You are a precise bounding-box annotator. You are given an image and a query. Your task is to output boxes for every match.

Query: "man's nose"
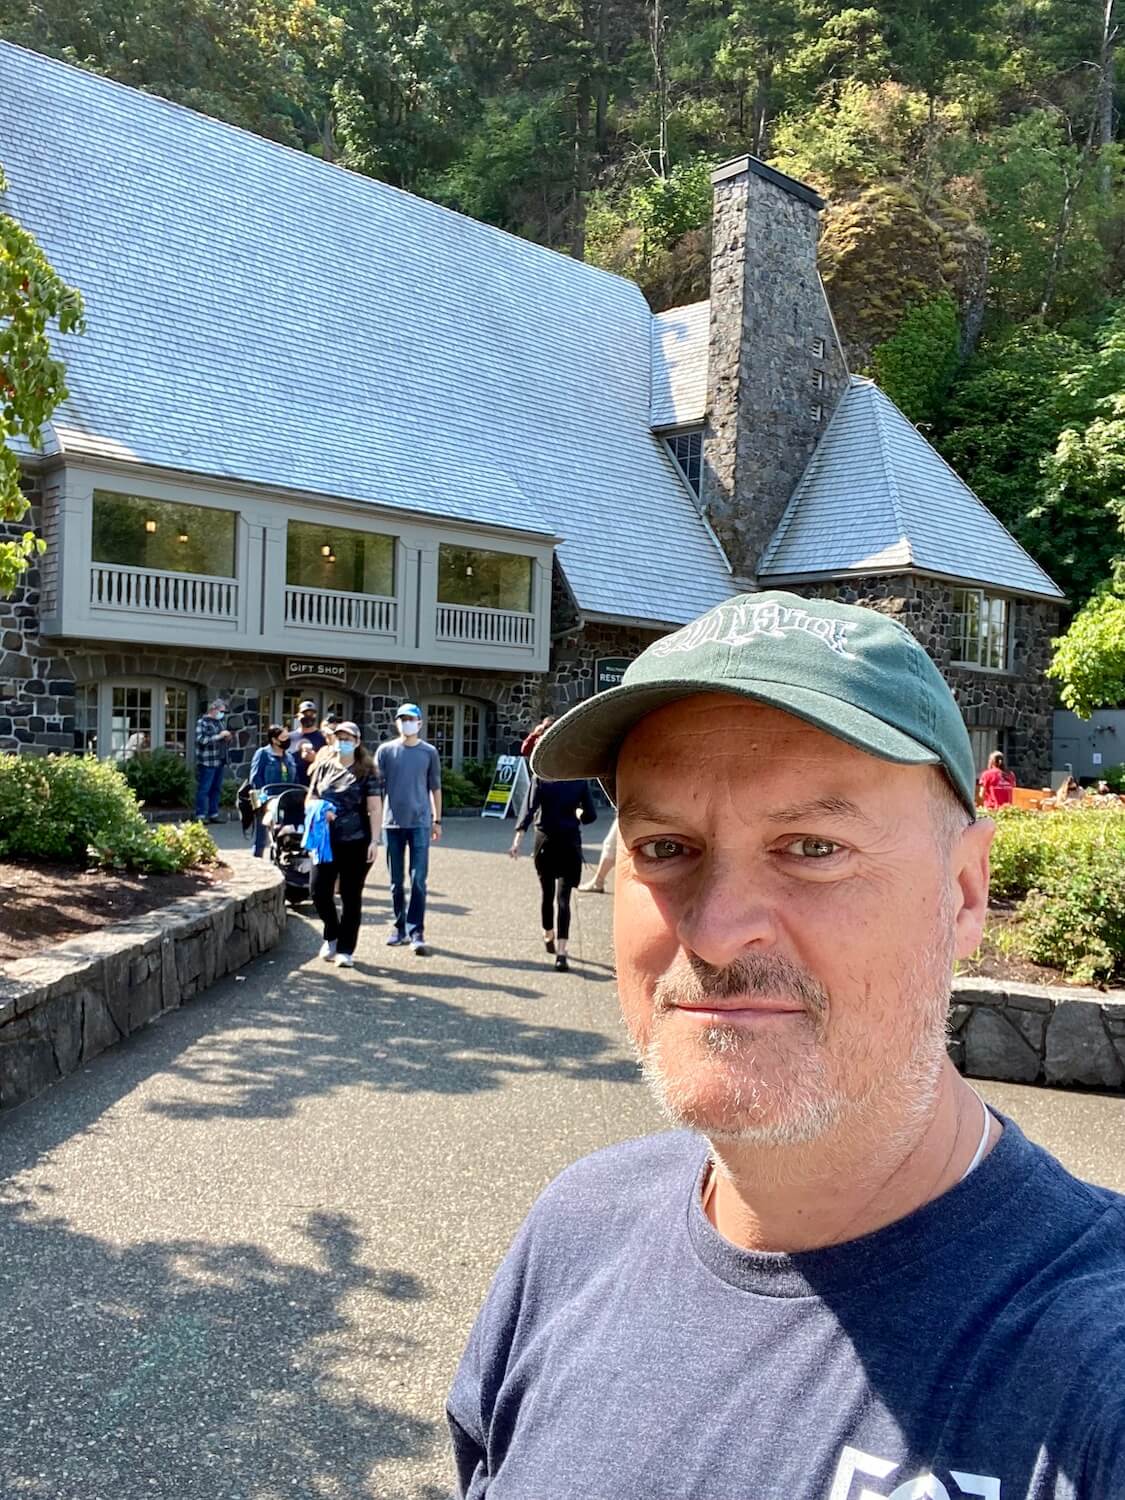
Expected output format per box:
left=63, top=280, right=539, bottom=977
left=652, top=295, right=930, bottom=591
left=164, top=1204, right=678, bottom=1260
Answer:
left=675, top=855, right=778, bottom=969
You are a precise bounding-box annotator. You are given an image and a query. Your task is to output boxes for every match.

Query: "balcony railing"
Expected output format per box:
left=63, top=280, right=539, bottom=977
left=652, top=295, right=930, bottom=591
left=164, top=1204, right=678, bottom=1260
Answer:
left=90, top=564, right=239, bottom=621
left=284, top=586, right=397, bottom=635
left=436, top=602, right=536, bottom=648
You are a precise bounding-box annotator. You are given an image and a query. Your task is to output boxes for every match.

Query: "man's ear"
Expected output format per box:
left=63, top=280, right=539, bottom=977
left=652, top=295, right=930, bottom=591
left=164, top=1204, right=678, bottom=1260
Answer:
left=952, top=817, right=995, bottom=960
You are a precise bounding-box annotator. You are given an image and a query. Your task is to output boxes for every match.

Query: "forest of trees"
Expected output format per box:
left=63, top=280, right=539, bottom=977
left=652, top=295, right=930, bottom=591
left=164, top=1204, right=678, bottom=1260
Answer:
left=2, top=0, right=1125, bottom=706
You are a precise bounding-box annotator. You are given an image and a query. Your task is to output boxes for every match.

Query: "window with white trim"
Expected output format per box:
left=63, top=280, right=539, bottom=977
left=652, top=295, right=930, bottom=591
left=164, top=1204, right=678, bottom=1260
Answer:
left=75, top=684, right=98, bottom=754
left=73, top=681, right=198, bottom=762
left=664, top=429, right=703, bottom=501
left=423, top=698, right=487, bottom=770
left=952, top=589, right=1010, bottom=671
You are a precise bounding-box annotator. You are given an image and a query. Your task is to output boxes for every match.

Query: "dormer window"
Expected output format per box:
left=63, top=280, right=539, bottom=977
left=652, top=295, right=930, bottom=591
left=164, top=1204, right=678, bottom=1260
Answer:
left=665, top=428, right=703, bottom=501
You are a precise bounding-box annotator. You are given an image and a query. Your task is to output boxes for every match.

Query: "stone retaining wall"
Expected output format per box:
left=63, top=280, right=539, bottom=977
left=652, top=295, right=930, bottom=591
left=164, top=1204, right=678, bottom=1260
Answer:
left=0, top=860, right=285, bottom=1112
left=949, top=977, right=1125, bottom=1089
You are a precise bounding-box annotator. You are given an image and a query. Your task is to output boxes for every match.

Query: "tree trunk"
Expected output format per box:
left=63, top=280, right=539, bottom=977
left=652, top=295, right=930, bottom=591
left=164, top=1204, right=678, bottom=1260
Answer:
left=752, top=67, right=772, bottom=157
left=1097, top=0, right=1117, bottom=194
left=572, top=77, right=591, bottom=259
left=1039, top=166, right=1080, bottom=318
left=594, top=0, right=609, bottom=158
left=651, top=0, right=669, bottom=176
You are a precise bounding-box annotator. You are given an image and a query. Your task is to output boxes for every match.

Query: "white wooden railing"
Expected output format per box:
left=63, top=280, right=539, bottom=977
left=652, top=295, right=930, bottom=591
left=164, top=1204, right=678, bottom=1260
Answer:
left=435, top=602, right=536, bottom=648
left=284, top=586, right=397, bottom=635
left=90, top=564, right=239, bottom=621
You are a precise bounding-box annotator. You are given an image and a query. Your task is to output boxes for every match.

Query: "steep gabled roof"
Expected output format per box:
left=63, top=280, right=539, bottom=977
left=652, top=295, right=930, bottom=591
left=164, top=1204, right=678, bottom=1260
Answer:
left=759, top=378, right=1064, bottom=600
left=0, top=42, right=733, bottom=626
left=651, top=301, right=709, bottom=428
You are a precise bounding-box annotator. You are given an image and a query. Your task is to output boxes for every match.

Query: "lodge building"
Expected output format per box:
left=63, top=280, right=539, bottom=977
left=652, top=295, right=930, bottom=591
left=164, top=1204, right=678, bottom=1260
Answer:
left=0, top=43, right=1063, bottom=781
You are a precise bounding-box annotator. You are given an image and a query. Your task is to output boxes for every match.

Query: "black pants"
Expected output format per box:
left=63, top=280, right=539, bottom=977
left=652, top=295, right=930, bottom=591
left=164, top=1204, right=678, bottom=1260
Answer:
left=312, top=838, right=372, bottom=955
left=534, top=835, right=583, bottom=941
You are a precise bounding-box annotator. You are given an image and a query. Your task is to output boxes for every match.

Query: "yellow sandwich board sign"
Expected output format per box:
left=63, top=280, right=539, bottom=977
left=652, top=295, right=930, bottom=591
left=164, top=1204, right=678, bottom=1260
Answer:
left=481, top=754, right=530, bottom=819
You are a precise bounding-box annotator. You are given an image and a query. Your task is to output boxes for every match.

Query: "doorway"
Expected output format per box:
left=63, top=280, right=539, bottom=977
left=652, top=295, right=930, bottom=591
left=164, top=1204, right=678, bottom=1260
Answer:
left=279, top=687, right=353, bottom=729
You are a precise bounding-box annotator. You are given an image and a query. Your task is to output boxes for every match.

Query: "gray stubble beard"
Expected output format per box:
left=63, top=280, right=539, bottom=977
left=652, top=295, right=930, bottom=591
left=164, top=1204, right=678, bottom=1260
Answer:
left=634, top=915, right=954, bottom=1152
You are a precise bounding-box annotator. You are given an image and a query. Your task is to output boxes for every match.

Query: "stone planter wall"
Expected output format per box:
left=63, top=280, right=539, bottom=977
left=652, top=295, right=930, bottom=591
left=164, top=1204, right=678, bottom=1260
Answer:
left=949, top=977, right=1125, bottom=1090
left=0, top=860, right=285, bottom=1112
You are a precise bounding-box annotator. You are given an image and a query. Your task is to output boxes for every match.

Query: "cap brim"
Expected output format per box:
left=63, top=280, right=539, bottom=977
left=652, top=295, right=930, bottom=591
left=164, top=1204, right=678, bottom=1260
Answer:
left=531, top=679, right=940, bottom=785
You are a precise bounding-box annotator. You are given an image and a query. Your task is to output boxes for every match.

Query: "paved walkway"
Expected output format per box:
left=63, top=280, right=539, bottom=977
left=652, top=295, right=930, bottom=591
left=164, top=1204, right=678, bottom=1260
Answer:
left=2, top=817, right=1124, bottom=1499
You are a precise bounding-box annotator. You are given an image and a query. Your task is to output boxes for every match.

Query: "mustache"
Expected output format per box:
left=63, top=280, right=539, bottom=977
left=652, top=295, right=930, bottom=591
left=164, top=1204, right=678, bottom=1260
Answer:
left=651, top=953, right=829, bottom=1026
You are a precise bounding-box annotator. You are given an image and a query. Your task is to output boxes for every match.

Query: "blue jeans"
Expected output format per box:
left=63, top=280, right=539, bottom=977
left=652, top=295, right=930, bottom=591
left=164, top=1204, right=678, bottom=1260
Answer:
left=252, top=811, right=270, bottom=857
left=385, top=826, right=430, bottom=938
left=195, top=763, right=225, bottom=820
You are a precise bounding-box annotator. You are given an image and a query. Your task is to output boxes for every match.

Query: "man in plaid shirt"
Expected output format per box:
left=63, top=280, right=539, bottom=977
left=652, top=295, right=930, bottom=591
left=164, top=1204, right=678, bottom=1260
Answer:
left=194, top=698, right=233, bottom=822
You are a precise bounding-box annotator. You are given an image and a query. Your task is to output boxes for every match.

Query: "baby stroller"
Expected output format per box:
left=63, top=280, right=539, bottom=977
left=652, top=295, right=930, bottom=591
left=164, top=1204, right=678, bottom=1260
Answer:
left=260, top=783, right=311, bottom=906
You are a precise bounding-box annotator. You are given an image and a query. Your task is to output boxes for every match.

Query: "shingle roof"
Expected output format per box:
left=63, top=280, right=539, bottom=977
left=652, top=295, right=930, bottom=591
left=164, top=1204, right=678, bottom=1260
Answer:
left=759, top=378, right=1064, bottom=600
left=651, top=301, right=709, bottom=428
left=0, top=42, right=733, bottom=626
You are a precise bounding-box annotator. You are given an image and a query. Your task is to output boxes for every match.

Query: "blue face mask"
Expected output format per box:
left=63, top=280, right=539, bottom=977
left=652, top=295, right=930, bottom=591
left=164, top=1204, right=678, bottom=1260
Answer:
left=336, top=741, right=356, bottom=760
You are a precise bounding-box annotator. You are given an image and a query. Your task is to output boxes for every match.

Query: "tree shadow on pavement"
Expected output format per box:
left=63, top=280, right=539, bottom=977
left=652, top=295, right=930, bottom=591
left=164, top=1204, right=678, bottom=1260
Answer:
left=0, top=1194, right=438, bottom=1497
left=144, top=973, right=639, bottom=1122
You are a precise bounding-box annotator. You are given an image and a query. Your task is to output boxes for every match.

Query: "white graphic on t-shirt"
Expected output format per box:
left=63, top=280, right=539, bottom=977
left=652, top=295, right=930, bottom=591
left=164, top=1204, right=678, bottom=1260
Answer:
left=650, top=600, right=857, bottom=660
left=828, top=1446, right=1001, bottom=1500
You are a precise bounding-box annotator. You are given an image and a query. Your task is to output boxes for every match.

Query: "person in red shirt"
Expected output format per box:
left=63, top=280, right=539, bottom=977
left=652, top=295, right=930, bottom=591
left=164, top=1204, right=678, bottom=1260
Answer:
left=520, top=716, right=555, bottom=758
left=978, top=750, right=1016, bottom=809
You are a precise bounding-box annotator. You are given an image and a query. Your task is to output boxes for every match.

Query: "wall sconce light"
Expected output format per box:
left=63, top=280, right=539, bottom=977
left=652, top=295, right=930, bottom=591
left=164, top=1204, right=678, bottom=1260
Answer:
left=145, top=519, right=157, bottom=533
left=177, top=533, right=189, bottom=544
left=321, top=544, right=332, bottom=558
left=466, top=565, right=474, bottom=577
left=326, top=551, right=336, bottom=564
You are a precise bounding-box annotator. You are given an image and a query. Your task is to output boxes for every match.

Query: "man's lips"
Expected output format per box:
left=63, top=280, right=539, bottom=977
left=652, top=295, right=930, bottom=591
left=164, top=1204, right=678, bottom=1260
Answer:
left=670, top=999, right=806, bottom=1018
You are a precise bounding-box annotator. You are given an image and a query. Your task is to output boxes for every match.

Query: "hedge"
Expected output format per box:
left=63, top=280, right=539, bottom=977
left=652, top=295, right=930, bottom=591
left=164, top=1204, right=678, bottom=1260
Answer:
left=0, top=754, right=217, bottom=873
left=989, top=805, right=1125, bottom=985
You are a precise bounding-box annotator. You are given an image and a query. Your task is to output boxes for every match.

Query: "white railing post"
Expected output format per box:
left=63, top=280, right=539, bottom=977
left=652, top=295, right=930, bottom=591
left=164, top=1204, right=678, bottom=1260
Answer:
left=89, top=564, right=239, bottom=622
left=434, top=602, right=535, bottom=648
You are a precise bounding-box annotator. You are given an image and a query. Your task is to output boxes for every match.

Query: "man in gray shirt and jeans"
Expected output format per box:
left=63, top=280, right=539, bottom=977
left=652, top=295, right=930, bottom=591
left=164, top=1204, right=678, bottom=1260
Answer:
left=376, top=703, right=442, bottom=955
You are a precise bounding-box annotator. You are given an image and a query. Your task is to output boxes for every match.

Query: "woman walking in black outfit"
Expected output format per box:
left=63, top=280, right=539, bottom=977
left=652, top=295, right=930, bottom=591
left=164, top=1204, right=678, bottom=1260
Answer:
left=509, top=776, right=596, bottom=971
left=307, top=721, right=381, bottom=968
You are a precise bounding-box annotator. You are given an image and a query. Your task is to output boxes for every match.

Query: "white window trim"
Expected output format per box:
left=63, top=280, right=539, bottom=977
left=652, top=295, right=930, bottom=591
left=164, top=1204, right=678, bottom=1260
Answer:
left=83, top=678, right=198, bottom=761
left=663, top=428, right=704, bottom=503
left=422, top=696, right=485, bottom=771
left=951, top=589, right=1012, bottom=674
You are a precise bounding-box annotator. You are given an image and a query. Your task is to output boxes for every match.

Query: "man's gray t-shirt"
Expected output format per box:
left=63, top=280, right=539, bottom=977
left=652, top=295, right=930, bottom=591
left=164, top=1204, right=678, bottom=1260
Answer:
left=375, top=739, right=441, bottom=829
left=447, top=1118, right=1125, bottom=1498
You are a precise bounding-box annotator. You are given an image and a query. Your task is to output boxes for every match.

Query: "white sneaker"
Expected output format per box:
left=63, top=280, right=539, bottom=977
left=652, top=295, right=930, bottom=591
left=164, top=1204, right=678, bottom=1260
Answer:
left=319, top=940, right=337, bottom=961
left=577, top=881, right=604, bottom=893
left=335, top=952, right=355, bottom=968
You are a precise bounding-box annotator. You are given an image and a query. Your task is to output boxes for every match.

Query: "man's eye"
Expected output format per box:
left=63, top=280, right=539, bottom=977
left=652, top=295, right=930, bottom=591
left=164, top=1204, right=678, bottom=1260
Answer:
left=783, top=836, right=842, bottom=859
left=636, top=838, right=690, bottom=862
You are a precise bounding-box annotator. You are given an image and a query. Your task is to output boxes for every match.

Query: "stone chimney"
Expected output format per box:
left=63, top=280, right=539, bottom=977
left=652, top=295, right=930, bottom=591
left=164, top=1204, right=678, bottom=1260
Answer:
left=702, top=156, right=849, bottom=580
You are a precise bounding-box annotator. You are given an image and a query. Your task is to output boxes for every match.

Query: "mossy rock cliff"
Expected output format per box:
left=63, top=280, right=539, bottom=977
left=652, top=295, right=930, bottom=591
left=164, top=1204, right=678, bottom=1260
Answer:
left=819, top=182, right=989, bottom=371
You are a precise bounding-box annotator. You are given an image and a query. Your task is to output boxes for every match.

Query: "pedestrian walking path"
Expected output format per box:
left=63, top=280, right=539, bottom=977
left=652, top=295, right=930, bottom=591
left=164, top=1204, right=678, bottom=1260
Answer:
left=1, top=818, right=1123, bottom=1498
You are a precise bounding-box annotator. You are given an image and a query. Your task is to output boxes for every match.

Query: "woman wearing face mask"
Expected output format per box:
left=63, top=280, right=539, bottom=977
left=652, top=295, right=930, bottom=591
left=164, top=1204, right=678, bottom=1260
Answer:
left=248, top=724, right=297, bottom=857
left=307, top=722, right=382, bottom=967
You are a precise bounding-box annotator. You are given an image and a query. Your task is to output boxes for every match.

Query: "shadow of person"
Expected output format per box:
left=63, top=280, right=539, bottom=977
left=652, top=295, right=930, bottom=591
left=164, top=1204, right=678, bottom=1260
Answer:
left=0, top=1197, right=435, bottom=1495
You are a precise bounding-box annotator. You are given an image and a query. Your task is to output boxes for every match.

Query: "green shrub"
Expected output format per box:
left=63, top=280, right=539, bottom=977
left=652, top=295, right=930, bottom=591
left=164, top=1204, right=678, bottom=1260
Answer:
left=1015, top=847, right=1125, bottom=985
left=990, top=805, right=1125, bottom=982
left=440, top=769, right=480, bottom=809
left=460, top=757, right=497, bottom=800
left=0, top=753, right=149, bottom=862
left=0, top=753, right=217, bottom=873
left=1104, top=763, right=1125, bottom=793
left=149, top=820, right=218, bottom=871
left=122, top=750, right=194, bottom=807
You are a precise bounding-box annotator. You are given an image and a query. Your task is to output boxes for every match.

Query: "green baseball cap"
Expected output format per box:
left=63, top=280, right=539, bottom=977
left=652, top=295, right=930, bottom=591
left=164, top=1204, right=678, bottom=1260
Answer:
left=531, top=590, right=976, bottom=814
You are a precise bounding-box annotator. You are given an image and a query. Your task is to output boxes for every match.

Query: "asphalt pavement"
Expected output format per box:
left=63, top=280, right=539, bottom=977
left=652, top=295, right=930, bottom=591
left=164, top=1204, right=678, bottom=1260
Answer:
left=1, top=815, right=1124, bottom=1499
